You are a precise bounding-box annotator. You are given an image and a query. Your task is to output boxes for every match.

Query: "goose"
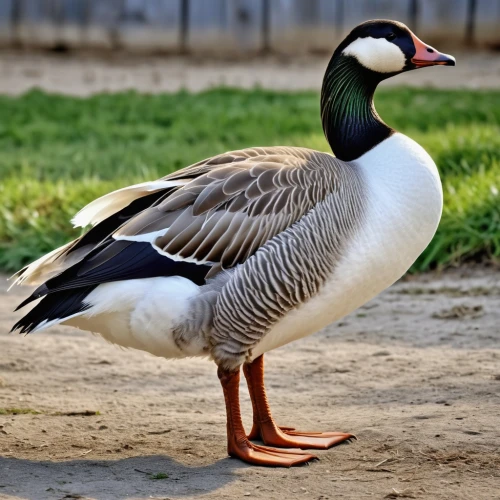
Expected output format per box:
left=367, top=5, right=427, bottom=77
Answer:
left=11, top=20, right=455, bottom=467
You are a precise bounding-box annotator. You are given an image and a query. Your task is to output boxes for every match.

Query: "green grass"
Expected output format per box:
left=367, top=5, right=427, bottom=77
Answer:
left=0, top=407, right=40, bottom=415
left=148, top=473, right=169, bottom=480
left=0, top=87, right=499, bottom=272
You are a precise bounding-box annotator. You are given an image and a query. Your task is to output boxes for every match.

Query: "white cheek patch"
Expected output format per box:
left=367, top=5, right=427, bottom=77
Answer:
left=343, top=37, right=406, bottom=73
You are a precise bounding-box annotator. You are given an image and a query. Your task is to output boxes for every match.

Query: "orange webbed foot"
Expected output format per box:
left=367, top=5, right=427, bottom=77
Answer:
left=228, top=436, right=317, bottom=467
left=271, top=426, right=355, bottom=449
left=249, top=422, right=354, bottom=450
left=244, top=355, right=355, bottom=450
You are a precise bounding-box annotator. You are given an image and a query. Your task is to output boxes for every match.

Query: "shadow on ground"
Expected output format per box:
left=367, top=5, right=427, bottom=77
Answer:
left=0, top=454, right=241, bottom=499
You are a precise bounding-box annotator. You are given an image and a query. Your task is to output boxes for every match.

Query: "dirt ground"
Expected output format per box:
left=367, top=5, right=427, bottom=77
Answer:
left=0, top=50, right=499, bottom=96
left=0, top=267, right=499, bottom=500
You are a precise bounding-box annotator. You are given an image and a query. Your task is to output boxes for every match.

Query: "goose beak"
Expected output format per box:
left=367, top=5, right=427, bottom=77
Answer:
left=410, top=33, right=456, bottom=68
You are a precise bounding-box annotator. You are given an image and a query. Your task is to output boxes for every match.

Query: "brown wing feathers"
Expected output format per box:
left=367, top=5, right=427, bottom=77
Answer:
left=14, top=147, right=339, bottom=290
left=114, top=148, right=337, bottom=271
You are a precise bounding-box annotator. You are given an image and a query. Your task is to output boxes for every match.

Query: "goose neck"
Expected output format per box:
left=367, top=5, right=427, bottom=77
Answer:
left=321, top=55, right=393, bottom=162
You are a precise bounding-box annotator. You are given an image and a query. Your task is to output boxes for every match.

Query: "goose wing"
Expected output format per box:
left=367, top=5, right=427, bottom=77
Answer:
left=113, top=146, right=340, bottom=273
left=13, top=146, right=341, bottom=299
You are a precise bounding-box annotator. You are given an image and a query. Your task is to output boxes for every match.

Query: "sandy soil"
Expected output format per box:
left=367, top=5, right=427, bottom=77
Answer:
left=0, top=267, right=499, bottom=500
left=0, top=50, right=499, bottom=96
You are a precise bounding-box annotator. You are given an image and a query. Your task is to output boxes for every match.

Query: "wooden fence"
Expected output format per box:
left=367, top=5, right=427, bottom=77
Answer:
left=0, top=0, right=499, bottom=54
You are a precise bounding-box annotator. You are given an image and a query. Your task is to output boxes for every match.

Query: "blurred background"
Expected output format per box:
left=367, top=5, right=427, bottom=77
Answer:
left=0, top=0, right=498, bottom=273
left=0, top=0, right=499, bottom=54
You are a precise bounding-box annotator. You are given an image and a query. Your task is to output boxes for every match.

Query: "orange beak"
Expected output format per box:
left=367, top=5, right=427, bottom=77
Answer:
left=410, top=33, right=456, bottom=68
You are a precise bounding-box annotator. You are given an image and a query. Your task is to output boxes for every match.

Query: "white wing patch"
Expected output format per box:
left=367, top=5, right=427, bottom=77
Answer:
left=113, top=228, right=170, bottom=244
left=72, top=180, right=188, bottom=228
left=112, top=228, right=212, bottom=265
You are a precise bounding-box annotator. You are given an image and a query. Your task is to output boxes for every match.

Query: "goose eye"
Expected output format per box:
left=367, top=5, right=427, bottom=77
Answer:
left=385, top=33, right=396, bottom=41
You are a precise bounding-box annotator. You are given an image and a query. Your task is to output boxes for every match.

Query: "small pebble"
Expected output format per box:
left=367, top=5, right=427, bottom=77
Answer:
left=372, top=350, right=391, bottom=357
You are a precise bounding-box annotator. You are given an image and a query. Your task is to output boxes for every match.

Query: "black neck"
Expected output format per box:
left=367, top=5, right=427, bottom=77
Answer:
left=321, top=54, right=393, bottom=161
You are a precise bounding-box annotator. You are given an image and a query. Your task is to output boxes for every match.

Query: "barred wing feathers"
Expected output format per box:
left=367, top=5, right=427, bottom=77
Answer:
left=12, top=147, right=341, bottom=295
left=114, top=147, right=341, bottom=273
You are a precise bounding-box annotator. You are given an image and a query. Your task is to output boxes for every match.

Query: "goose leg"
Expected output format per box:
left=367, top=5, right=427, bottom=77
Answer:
left=243, top=355, right=354, bottom=450
left=217, top=365, right=316, bottom=466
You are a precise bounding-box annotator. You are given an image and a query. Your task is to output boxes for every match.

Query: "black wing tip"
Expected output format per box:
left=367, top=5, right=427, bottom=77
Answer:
left=11, top=286, right=95, bottom=336
left=14, top=284, right=50, bottom=312
left=14, top=296, right=36, bottom=312
left=10, top=317, right=36, bottom=334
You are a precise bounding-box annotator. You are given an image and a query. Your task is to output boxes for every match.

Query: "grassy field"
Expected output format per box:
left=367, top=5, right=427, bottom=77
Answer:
left=0, top=87, right=499, bottom=273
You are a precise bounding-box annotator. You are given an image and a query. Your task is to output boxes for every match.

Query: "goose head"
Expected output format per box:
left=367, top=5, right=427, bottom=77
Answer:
left=321, top=20, right=455, bottom=162
left=337, top=19, right=455, bottom=77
